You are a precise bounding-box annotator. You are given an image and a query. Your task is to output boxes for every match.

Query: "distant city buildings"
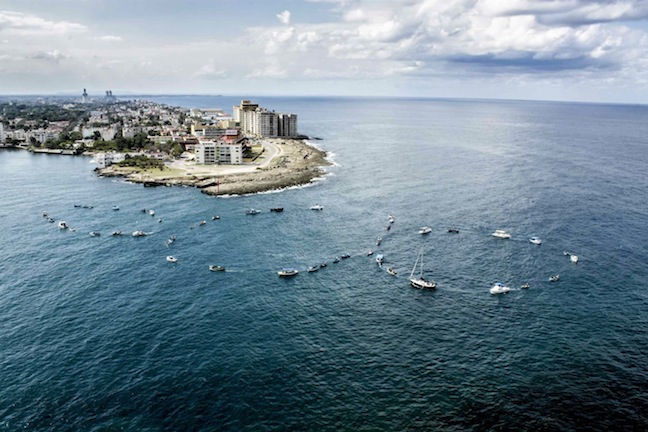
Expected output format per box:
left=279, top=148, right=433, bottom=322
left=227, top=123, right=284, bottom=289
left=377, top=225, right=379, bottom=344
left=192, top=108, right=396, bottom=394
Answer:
left=233, top=100, right=298, bottom=138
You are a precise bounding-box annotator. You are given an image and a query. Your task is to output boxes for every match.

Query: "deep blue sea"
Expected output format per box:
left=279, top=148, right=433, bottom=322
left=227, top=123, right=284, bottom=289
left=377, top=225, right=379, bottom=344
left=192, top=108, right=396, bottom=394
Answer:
left=1, top=96, right=648, bottom=431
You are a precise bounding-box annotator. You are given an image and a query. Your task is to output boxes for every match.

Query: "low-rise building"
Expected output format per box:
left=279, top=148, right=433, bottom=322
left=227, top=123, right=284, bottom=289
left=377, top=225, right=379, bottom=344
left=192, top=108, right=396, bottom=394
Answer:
left=194, top=134, right=244, bottom=165
left=95, top=151, right=126, bottom=168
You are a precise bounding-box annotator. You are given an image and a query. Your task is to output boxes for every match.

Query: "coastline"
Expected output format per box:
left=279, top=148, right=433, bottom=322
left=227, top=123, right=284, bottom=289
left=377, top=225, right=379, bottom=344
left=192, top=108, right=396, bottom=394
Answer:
left=96, top=138, right=332, bottom=196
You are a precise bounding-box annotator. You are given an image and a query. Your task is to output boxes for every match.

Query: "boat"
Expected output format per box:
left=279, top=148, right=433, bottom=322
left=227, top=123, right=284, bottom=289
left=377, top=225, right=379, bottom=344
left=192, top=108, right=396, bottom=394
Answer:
left=209, top=265, right=225, bottom=272
left=111, top=230, right=123, bottom=236
left=89, top=231, right=101, bottom=237
left=549, top=274, right=560, bottom=282
left=141, top=208, right=147, bottom=213
left=386, top=267, right=397, bottom=276
left=307, top=265, right=319, bottom=273
left=270, top=207, right=284, bottom=212
left=212, top=215, right=220, bottom=220
left=42, top=211, right=48, bottom=218
left=385, top=225, right=391, bottom=231
left=310, top=204, right=324, bottom=211
left=333, top=257, right=340, bottom=263
left=409, top=247, right=436, bottom=289
left=418, top=226, right=432, bottom=235
left=132, top=230, right=147, bottom=237
left=375, top=254, right=384, bottom=265
left=529, top=236, right=542, bottom=245
left=166, top=255, right=177, bottom=263
left=570, top=255, right=579, bottom=264
left=376, top=237, right=383, bottom=245
left=563, top=251, right=571, bottom=256
left=199, top=220, right=206, bottom=226
left=158, top=218, right=163, bottom=223
left=492, top=229, right=511, bottom=239
left=490, top=282, right=511, bottom=295
left=57, top=221, right=68, bottom=229
left=341, top=253, right=351, bottom=259
left=149, top=209, right=155, bottom=216
left=387, top=214, right=395, bottom=223
left=277, top=268, right=299, bottom=277
left=246, top=209, right=261, bottom=215
left=112, top=206, right=120, bottom=211
left=521, top=283, right=530, bottom=289
left=448, top=228, right=460, bottom=234
left=320, top=262, right=328, bottom=268
left=367, top=250, right=374, bottom=256
left=47, top=217, right=55, bottom=223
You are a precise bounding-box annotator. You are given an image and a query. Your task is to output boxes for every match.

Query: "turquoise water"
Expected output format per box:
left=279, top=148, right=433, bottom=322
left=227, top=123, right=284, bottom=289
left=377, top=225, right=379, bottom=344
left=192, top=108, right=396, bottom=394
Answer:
left=1, top=97, right=647, bottom=431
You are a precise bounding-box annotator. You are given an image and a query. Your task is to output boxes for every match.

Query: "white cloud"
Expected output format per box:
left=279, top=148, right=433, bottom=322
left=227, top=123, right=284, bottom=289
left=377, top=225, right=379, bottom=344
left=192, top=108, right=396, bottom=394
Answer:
left=277, top=10, right=291, bottom=25
left=194, top=62, right=227, bottom=79
left=0, top=11, right=86, bottom=35
left=28, top=49, right=69, bottom=62
left=97, top=35, right=123, bottom=42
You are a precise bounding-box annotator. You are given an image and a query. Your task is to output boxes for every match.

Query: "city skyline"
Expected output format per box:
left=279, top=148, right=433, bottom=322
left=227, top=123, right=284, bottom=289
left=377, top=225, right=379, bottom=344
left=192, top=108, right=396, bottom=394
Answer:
left=2, top=0, right=648, bottom=104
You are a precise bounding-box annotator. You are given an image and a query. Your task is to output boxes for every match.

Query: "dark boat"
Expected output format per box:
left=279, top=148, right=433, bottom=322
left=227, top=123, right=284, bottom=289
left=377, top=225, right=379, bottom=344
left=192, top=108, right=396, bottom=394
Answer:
left=448, top=228, right=460, bottom=233
left=270, top=207, right=284, bottom=212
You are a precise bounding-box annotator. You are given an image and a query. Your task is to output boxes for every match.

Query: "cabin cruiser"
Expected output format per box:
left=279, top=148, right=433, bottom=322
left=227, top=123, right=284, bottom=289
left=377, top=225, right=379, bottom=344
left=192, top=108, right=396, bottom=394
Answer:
left=492, top=229, right=511, bottom=239
left=57, top=221, right=68, bottom=229
left=209, top=265, right=225, bottom=272
left=375, top=254, right=384, bottom=265
left=277, top=268, right=299, bottom=277
left=111, top=230, right=123, bottom=236
left=341, top=253, right=351, bottom=259
left=386, top=267, right=397, bottom=276
left=166, top=256, right=178, bottom=263
left=246, top=209, right=261, bottom=215
left=333, top=257, right=341, bottom=263
left=570, top=255, right=579, bottom=264
left=307, top=266, right=319, bottom=272
left=521, top=283, right=530, bottom=289
left=549, top=274, right=560, bottom=282
left=490, top=282, right=511, bottom=295
left=112, top=206, right=120, bottom=211
left=199, top=220, right=206, bottom=226
left=529, top=237, right=542, bottom=245
left=132, top=230, right=147, bottom=237
left=418, top=226, right=432, bottom=235
left=320, top=262, right=328, bottom=268
left=310, top=204, right=324, bottom=211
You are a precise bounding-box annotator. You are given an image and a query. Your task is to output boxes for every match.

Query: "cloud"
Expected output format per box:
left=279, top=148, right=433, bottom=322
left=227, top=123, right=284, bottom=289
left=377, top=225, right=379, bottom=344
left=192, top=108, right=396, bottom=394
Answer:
left=277, top=10, right=291, bottom=25
left=247, top=65, right=287, bottom=78
left=194, top=62, right=227, bottom=79
left=97, top=35, right=123, bottom=42
left=28, top=49, right=69, bottom=63
left=0, top=11, right=86, bottom=35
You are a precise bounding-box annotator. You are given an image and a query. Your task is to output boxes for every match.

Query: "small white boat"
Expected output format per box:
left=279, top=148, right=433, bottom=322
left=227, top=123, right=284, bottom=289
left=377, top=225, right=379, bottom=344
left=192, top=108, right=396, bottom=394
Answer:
left=549, top=274, right=560, bottom=282
left=149, top=209, right=155, bottom=216
left=529, top=236, right=542, bottom=245
left=310, top=204, right=324, bottom=211
left=521, top=283, right=530, bottom=289
left=112, top=206, right=120, bottom=211
left=320, top=262, right=328, bottom=268
left=307, top=265, right=319, bottom=273
left=199, top=220, right=207, bottom=226
left=388, top=214, right=395, bottom=223
left=212, top=215, right=220, bottom=220
left=341, top=253, right=351, bottom=259
left=409, top=247, right=436, bottom=289
left=246, top=209, right=261, bottom=215
left=490, top=282, right=511, bottom=295
left=166, top=255, right=177, bottom=263
left=278, top=268, right=299, bottom=277
left=89, top=231, right=101, bottom=237
left=333, top=257, right=341, bottom=263
left=375, top=254, right=384, bottom=265
left=376, top=237, right=383, bottom=245
left=367, top=250, right=374, bottom=256
left=132, top=230, right=147, bottom=237
left=492, top=229, right=511, bottom=239
left=209, top=265, right=225, bottom=272
left=570, top=255, right=579, bottom=263
left=386, top=267, right=397, bottom=276
left=111, top=230, right=123, bottom=236
left=57, top=221, right=68, bottom=229
left=418, top=226, right=432, bottom=235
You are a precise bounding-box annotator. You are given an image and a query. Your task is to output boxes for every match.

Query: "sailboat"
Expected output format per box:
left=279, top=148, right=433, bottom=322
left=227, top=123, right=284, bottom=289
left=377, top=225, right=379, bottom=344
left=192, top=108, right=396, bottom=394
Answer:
left=409, top=247, right=436, bottom=289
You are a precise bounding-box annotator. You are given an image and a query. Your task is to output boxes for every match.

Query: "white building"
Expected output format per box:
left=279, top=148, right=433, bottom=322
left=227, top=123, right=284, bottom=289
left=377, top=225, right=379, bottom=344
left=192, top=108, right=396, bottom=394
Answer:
left=194, top=138, right=243, bottom=165
left=95, top=151, right=126, bottom=169
left=233, top=100, right=298, bottom=138
left=83, top=127, right=117, bottom=141
left=0, top=123, right=4, bottom=143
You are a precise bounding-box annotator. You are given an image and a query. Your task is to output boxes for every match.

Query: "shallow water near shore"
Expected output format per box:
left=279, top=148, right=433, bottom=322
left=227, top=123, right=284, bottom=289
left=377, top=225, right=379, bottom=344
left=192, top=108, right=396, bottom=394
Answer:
left=1, top=96, right=648, bottom=431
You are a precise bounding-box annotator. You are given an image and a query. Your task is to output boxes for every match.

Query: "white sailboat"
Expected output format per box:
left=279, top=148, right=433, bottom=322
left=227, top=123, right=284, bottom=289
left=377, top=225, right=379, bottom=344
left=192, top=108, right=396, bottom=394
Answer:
left=409, top=247, right=436, bottom=289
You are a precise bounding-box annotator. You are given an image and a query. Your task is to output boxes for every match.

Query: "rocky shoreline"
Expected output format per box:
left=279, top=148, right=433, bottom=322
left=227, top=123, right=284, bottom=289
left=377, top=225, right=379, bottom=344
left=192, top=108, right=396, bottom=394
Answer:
left=97, top=139, right=332, bottom=196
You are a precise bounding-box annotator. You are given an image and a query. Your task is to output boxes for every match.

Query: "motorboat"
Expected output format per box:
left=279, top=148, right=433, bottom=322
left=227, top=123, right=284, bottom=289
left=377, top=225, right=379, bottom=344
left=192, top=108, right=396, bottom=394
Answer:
left=387, top=214, right=395, bottom=223
left=521, top=283, right=530, bottom=289
left=529, top=236, right=542, bottom=245
left=385, top=225, right=391, bottom=231
left=212, top=215, right=220, bottom=220
left=549, top=274, right=560, bottom=282
left=209, top=265, right=225, bottom=272
left=307, top=266, right=319, bottom=273
left=375, top=254, right=384, bottom=265
left=42, top=211, right=48, bottom=218
left=333, top=257, right=340, bottom=263
left=320, top=262, right=328, bottom=268
left=111, top=230, right=123, bottom=236
left=246, top=209, right=261, bottom=215
left=376, top=237, right=383, bottom=245
left=57, top=221, right=68, bottom=229
left=166, top=255, right=178, bottom=263
left=132, top=230, right=147, bottom=237
left=448, top=228, right=460, bottom=234
left=341, top=253, right=351, bottom=259
left=418, top=226, right=432, bottom=235
left=158, top=218, right=163, bottom=223
left=310, top=204, right=324, bottom=211
left=490, top=282, right=511, bottom=295
left=386, top=267, right=397, bottom=276
left=492, top=229, right=511, bottom=239
left=367, top=250, right=374, bottom=256
left=149, top=209, right=155, bottom=216
left=112, top=206, right=120, bottom=211
left=47, top=217, right=55, bottom=223
left=570, top=255, right=579, bottom=264
left=270, top=207, right=284, bottom=212
left=277, top=268, right=299, bottom=277
left=199, top=220, right=206, bottom=226
left=89, top=231, right=101, bottom=237
left=409, top=247, right=437, bottom=289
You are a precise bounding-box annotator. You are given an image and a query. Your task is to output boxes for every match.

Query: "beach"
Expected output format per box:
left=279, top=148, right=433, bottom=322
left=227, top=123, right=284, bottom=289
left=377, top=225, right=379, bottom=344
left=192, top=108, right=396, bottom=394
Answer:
left=96, top=138, right=331, bottom=196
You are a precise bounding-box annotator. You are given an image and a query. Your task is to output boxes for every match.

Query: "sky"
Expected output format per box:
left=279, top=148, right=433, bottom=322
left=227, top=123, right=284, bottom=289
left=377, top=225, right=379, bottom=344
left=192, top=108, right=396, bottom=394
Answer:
left=2, top=0, right=648, bottom=103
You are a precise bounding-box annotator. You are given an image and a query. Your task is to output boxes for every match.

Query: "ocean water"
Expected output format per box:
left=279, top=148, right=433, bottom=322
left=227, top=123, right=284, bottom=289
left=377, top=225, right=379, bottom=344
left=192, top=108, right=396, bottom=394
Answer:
left=1, top=96, right=648, bottom=431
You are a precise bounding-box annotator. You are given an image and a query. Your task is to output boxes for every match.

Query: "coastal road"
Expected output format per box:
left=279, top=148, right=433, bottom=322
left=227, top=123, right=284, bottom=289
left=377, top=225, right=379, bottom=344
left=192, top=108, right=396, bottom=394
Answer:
left=258, top=139, right=282, bottom=168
